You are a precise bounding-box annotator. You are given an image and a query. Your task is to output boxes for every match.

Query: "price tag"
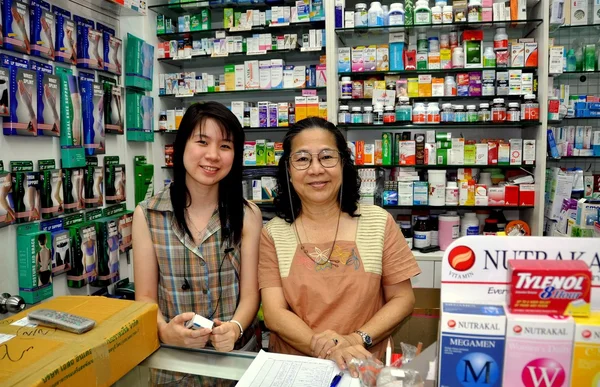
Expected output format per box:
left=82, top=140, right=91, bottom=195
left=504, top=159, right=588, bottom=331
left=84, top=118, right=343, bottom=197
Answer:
left=372, top=89, right=396, bottom=106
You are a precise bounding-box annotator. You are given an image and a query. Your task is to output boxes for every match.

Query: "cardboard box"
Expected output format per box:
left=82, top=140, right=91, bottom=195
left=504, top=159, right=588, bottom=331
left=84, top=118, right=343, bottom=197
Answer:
left=571, top=312, right=600, bottom=386
left=392, top=288, right=440, bottom=350
left=0, top=296, right=159, bottom=386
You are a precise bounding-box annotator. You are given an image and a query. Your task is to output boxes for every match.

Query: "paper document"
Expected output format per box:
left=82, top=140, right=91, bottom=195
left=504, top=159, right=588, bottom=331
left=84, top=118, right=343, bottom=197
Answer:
left=235, top=350, right=361, bottom=387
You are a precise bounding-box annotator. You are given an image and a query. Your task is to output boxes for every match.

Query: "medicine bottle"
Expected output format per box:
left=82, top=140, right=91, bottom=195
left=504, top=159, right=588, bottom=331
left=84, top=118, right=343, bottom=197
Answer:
left=466, top=105, right=478, bottom=122
left=388, top=3, right=405, bottom=25
left=401, top=223, right=413, bottom=250
left=413, top=103, right=426, bottom=123
left=483, top=46, right=496, bottom=67
left=397, top=96, right=412, bottom=121
left=414, top=216, right=431, bottom=248
left=478, top=103, right=491, bottom=121
left=355, top=3, right=368, bottom=27
left=467, top=0, right=481, bottom=22
left=368, top=1, right=384, bottom=26
left=452, top=47, right=464, bottom=68
left=351, top=106, right=363, bottom=124
left=427, top=103, right=440, bottom=123
left=491, top=98, right=506, bottom=122
left=431, top=3, right=443, bottom=24
left=522, top=94, right=539, bottom=121
left=384, top=105, right=396, bottom=123
left=444, top=75, right=457, bottom=96
left=374, top=104, right=384, bottom=125
left=414, top=0, right=432, bottom=25
left=441, top=103, right=454, bottom=122
left=338, top=105, right=350, bottom=124
left=494, top=27, right=508, bottom=51
left=507, top=102, right=520, bottom=122
left=340, top=77, right=352, bottom=99
left=442, top=5, right=453, bottom=23
left=483, top=218, right=499, bottom=235
left=363, top=106, right=374, bottom=124
left=453, top=105, right=466, bottom=122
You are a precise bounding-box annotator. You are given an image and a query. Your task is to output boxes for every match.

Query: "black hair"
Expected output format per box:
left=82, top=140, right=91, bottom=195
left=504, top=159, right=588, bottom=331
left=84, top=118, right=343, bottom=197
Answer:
left=274, top=117, right=361, bottom=223
left=38, top=234, right=47, bottom=245
left=170, top=102, right=247, bottom=247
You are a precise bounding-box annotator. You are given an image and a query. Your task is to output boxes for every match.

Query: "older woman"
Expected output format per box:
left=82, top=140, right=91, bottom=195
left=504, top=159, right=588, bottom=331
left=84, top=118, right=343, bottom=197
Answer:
left=259, top=117, right=421, bottom=376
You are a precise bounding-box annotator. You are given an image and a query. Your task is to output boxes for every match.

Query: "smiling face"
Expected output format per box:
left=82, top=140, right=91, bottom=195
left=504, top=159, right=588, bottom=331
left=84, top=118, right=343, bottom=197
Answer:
left=289, top=128, right=342, bottom=208
left=184, top=118, right=234, bottom=189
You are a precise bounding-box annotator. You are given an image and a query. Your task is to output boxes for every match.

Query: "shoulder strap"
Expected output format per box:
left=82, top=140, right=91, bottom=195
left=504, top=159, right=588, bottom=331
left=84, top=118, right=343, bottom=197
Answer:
left=265, top=217, right=298, bottom=279
left=355, top=205, right=388, bottom=275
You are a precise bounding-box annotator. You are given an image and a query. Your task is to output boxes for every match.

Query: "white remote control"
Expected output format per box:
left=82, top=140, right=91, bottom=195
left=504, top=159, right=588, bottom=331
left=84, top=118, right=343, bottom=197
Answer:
left=28, top=309, right=96, bottom=334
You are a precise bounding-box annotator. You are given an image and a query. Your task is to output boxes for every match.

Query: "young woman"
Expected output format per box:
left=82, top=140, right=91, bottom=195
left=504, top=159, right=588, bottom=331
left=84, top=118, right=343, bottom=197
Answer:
left=133, top=102, right=262, bottom=386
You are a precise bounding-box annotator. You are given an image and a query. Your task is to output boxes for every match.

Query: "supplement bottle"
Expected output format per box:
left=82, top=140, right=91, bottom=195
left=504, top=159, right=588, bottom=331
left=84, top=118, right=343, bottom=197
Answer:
left=368, top=1, right=384, bottom=26
left=388, top=3, right=405, bottom=25
left=461, top=212, right=480, bottom=236
left=414, top=216, right=431, bottom=248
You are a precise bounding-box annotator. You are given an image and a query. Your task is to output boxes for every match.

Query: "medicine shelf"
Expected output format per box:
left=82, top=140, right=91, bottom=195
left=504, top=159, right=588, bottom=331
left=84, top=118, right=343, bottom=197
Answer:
left=550, top=70, right=600, bottom=77
left=355, top=164, right=536, bottom=169
left=156, top=126, right=292, bottom=133
left=382, top=205, right=534, bottom=210
left=339, top=121, right=541, bottom=130
left=340, top=95, right=527, bottom=103
left=335, top=19, right=544, bottom=45
left=163, top=165, right=280, bottom=169
left=159, top=87, right=325, bottom=99
left=158, top=47, right=325, bottom=67
left=552, top=23, right=600, bottom=31
left=157, top=20, right=325, bottom=41
left=149, top=0, right=298, bottom=19
left=547, top=156, right=600, bottom=160
left=548, top=117, right=600, bottom=123
left=338, top=67, right=537, bottom=78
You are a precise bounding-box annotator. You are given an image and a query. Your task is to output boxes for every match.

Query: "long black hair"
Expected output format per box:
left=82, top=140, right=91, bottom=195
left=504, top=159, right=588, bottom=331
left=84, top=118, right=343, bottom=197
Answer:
left=170, top=102, right=247, bottom=247
left=274, top=117, right=361, bottom=223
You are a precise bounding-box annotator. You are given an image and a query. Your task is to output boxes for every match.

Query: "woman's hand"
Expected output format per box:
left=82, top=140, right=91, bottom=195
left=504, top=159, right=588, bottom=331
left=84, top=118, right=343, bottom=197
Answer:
left=158, top=312, right=211, bottom=349
left=310, top=330, right=352, bottom=359
left=328, top=345, right=378, bottom=378
left=210, top=319, right=240, bottom=352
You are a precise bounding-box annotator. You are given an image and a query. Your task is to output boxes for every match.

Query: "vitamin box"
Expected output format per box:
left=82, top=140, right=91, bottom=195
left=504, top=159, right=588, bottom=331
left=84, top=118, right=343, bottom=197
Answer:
left=508, top=260, right=592, bottom=317
left=571, top=312, right=600, bottom=386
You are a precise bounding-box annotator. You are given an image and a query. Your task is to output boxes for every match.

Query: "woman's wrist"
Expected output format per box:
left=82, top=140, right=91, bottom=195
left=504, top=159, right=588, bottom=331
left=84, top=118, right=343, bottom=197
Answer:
left=230, top=320, right=243, bottom=341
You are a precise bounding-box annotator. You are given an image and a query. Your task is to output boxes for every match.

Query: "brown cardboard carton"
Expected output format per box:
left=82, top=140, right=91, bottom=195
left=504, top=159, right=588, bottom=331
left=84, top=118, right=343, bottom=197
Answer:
left=0, top=296, right=159, bottom=386
left=392, top=288, right=440, bottom=350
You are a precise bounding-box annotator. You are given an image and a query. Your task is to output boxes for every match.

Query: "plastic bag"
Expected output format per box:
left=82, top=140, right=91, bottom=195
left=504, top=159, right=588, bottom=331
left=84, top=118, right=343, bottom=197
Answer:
left=376, top=368, right=424, bottom=387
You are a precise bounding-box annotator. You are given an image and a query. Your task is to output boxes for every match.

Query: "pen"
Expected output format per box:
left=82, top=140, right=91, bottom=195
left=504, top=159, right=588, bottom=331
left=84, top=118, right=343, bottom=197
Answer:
left=385, top=338, right=392, bottom=366
left=330, top=371, right=343, bottom=387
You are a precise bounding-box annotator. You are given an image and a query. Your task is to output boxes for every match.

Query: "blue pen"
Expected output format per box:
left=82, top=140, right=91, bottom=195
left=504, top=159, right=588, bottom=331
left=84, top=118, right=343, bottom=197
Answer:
left=330, top=371, right=343, bottom=387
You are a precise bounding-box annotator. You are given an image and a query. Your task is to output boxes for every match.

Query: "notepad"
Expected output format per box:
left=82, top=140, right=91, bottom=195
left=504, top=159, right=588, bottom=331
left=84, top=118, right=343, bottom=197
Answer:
left=235, top=350, right=361, bottom=387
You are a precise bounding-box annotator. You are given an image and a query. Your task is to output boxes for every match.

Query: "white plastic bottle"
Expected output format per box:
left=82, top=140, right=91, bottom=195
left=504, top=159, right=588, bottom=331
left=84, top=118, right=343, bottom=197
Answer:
left=461, top=212, right=480, bottom=236
left=382, top=4, right=389, bottom=25
left=483, top=46, right=496, bottom=67
left=414, top=0, right=432, bottom=25
left=388, top=3, right=405, bottom=25
left=368, top=1, right=385, bottom=26
left=494, top=27, right=508, bottom=51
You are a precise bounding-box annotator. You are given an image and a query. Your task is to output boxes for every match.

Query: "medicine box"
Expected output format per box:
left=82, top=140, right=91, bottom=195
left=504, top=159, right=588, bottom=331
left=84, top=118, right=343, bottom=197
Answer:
left=571, top=312, right=600, bottom=386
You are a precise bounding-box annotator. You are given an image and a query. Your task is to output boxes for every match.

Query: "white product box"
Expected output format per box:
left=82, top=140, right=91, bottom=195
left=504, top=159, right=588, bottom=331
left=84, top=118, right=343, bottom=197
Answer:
left=475, top=143, right=488, bottom=165
left=584, top=126, right=593, bottom=149
left=545, top=168, right=575, bottom=220
left=166, top=110, right=176, bottom=130
left=364, top=143, right=375, bottom=165
left=259, top=60, right=271, bottom=89
left=397, top=181, right=414, bottom=205
left=521, top=72, right=533, bottom=95
left=510, top=139, right=523, bottom=165
left=571, top=0, right=589, bottom=25
left=234, top=64, right=245, bottom=90
left=231, top=101, right=246, bottom=126
left=293, top=65, right=306, bottom=88
left=475, top=184, right=488, bottom=206
left=549, top=46, right=565, bottom=74
left=523, top=139, right=536, bottom=165
left=510, top=43, right=525, bottom=67
left=426, top=143, right=437, bottom=165
left=576, top=126, right=585, bottom=149
left=282, top=65, right=295, bottom=89
left=185, top=314, right=214, bottom=330
left=399, top=141, right=416, bottom=165
left=338, top=47, right=351, bottom=73
left=252, top=180, right=262, bottom=201
left=426, top=130, right=436, bottom=144
left=245, top=60, right=259, bottom=89
left=250, top=106, right=259, bottom=128
left=450, top=138, right=465, bottom=165
left=344, top=11, right=355, bottom=28
left=271, top=59, right=284, bottom=89
left=244, top=141, right=256, bottom=166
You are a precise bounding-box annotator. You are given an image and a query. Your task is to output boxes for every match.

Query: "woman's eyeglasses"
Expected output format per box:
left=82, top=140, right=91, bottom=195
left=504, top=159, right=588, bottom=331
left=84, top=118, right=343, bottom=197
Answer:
left=289, top=149, right=341, bottom=170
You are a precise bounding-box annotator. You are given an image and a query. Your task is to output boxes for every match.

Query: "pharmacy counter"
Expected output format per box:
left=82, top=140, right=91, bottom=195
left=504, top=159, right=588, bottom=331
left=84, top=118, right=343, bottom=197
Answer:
left=116, top=343, right=438, bottom=386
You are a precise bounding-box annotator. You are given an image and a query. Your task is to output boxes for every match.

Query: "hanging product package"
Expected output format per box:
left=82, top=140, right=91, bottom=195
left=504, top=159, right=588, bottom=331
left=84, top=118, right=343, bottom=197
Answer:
left=56, top=66, right=85, bottom=168
left=84, top=156, right=103, bottom=208
left=62, top=167, right=84, bottom=214
left=104, top=156, right=126, bottom=204
left=97, top=22, right=121, bottom=75
left=80, top=79, right=106, bottom=155
left=125, top=33, right=154, bottom=91
left=30, top=0, right=55, bottom=60
left=93, top=216, right=120, bottom=287
left=52, top=5, right=76, bottom=64
left=40, top=217, right=71, bottom=275
left=74, top=15, right=102, bottom=70
left=16, top=223, right=53, bottom=304
left=0, top=161, right=16, bottom=228
left=3, top=0, right=30, bottom=54
left=30, top=60, right=59, bottom=136
left=38, top=159, right=63, bottom=219
left=2, top=54, right=37, bottom=136
left=126, top=89, right=154, bottom=142
left=67, top=220, right=97, bottom=288
left=10, top=160, right=40, bottom=224
left=104, top=81, right=123, bottom=134
left=0, top=67, right=10, bottom=116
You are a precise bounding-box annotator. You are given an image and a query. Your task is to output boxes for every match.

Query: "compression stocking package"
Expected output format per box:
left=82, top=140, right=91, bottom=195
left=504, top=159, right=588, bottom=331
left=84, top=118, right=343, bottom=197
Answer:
left=2, top=54, right=37, bottom=136
left=80, top=80, right=105, bottom=155
left=56, top=67, right=85, bottom=167
left=93, top=216, right=120, bottom=287
left=0, top=68, right=10, bottom=116
left=75, top=15, right=102, bottom=70
left=125, top=33, right=154, bottom=91
left=17, top=224, right=53, bottom=304
left=97, top=22, right=121, bottom=75
left=0, top=162, right=16, bottom=228
left=84, top=157, right=103, bottom=208
left=104, top=157, right=126, bottom=204
left=3, top=0, right=30, bottom=54
left=62, top=167, right=84, bottom=214
left=126, top=90, right=154, bottom=142
left=67, top=221, right=97, bottom=288
left=10, top=161, right=40, bottom=224
left=52, top=5, right=76, bottom=64
left=30, top=0, right=55, bottom=60
left=30, top=60, right=59, bottom=136
left=40, top=218, right=71, bottom=275
left=104, top=82, right=123, bottom=134
left=38, top=159, right=63, bottom=219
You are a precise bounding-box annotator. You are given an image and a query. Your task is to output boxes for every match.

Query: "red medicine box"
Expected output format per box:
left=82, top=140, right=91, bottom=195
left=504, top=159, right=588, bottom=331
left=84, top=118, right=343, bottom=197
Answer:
left=519, top=184, right=535, bottom=206
left=508, top=260, right=592, bottom=317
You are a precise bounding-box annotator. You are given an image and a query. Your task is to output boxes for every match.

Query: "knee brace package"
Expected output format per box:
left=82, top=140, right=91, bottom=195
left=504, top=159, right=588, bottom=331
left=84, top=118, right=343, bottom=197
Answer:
left=30, top=60, right=59, bottom=136
left=74, top=15, right=102, bottom=70
left=104, top=82, right=123, bottom=134
left=80, top=79, right=105, bottom=155
left=52, top=5, right=76, bottom=64
left=97, top=23, right=121, bottom=75
left=3, top=0, right=30, bottom=54
left=30, top=0, right=55, bottom=60
left=2, top=54, right=37, bottom=136
left=56, top=67, right=85, bottom=168
left=38, top=159, right=63, bottom=219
